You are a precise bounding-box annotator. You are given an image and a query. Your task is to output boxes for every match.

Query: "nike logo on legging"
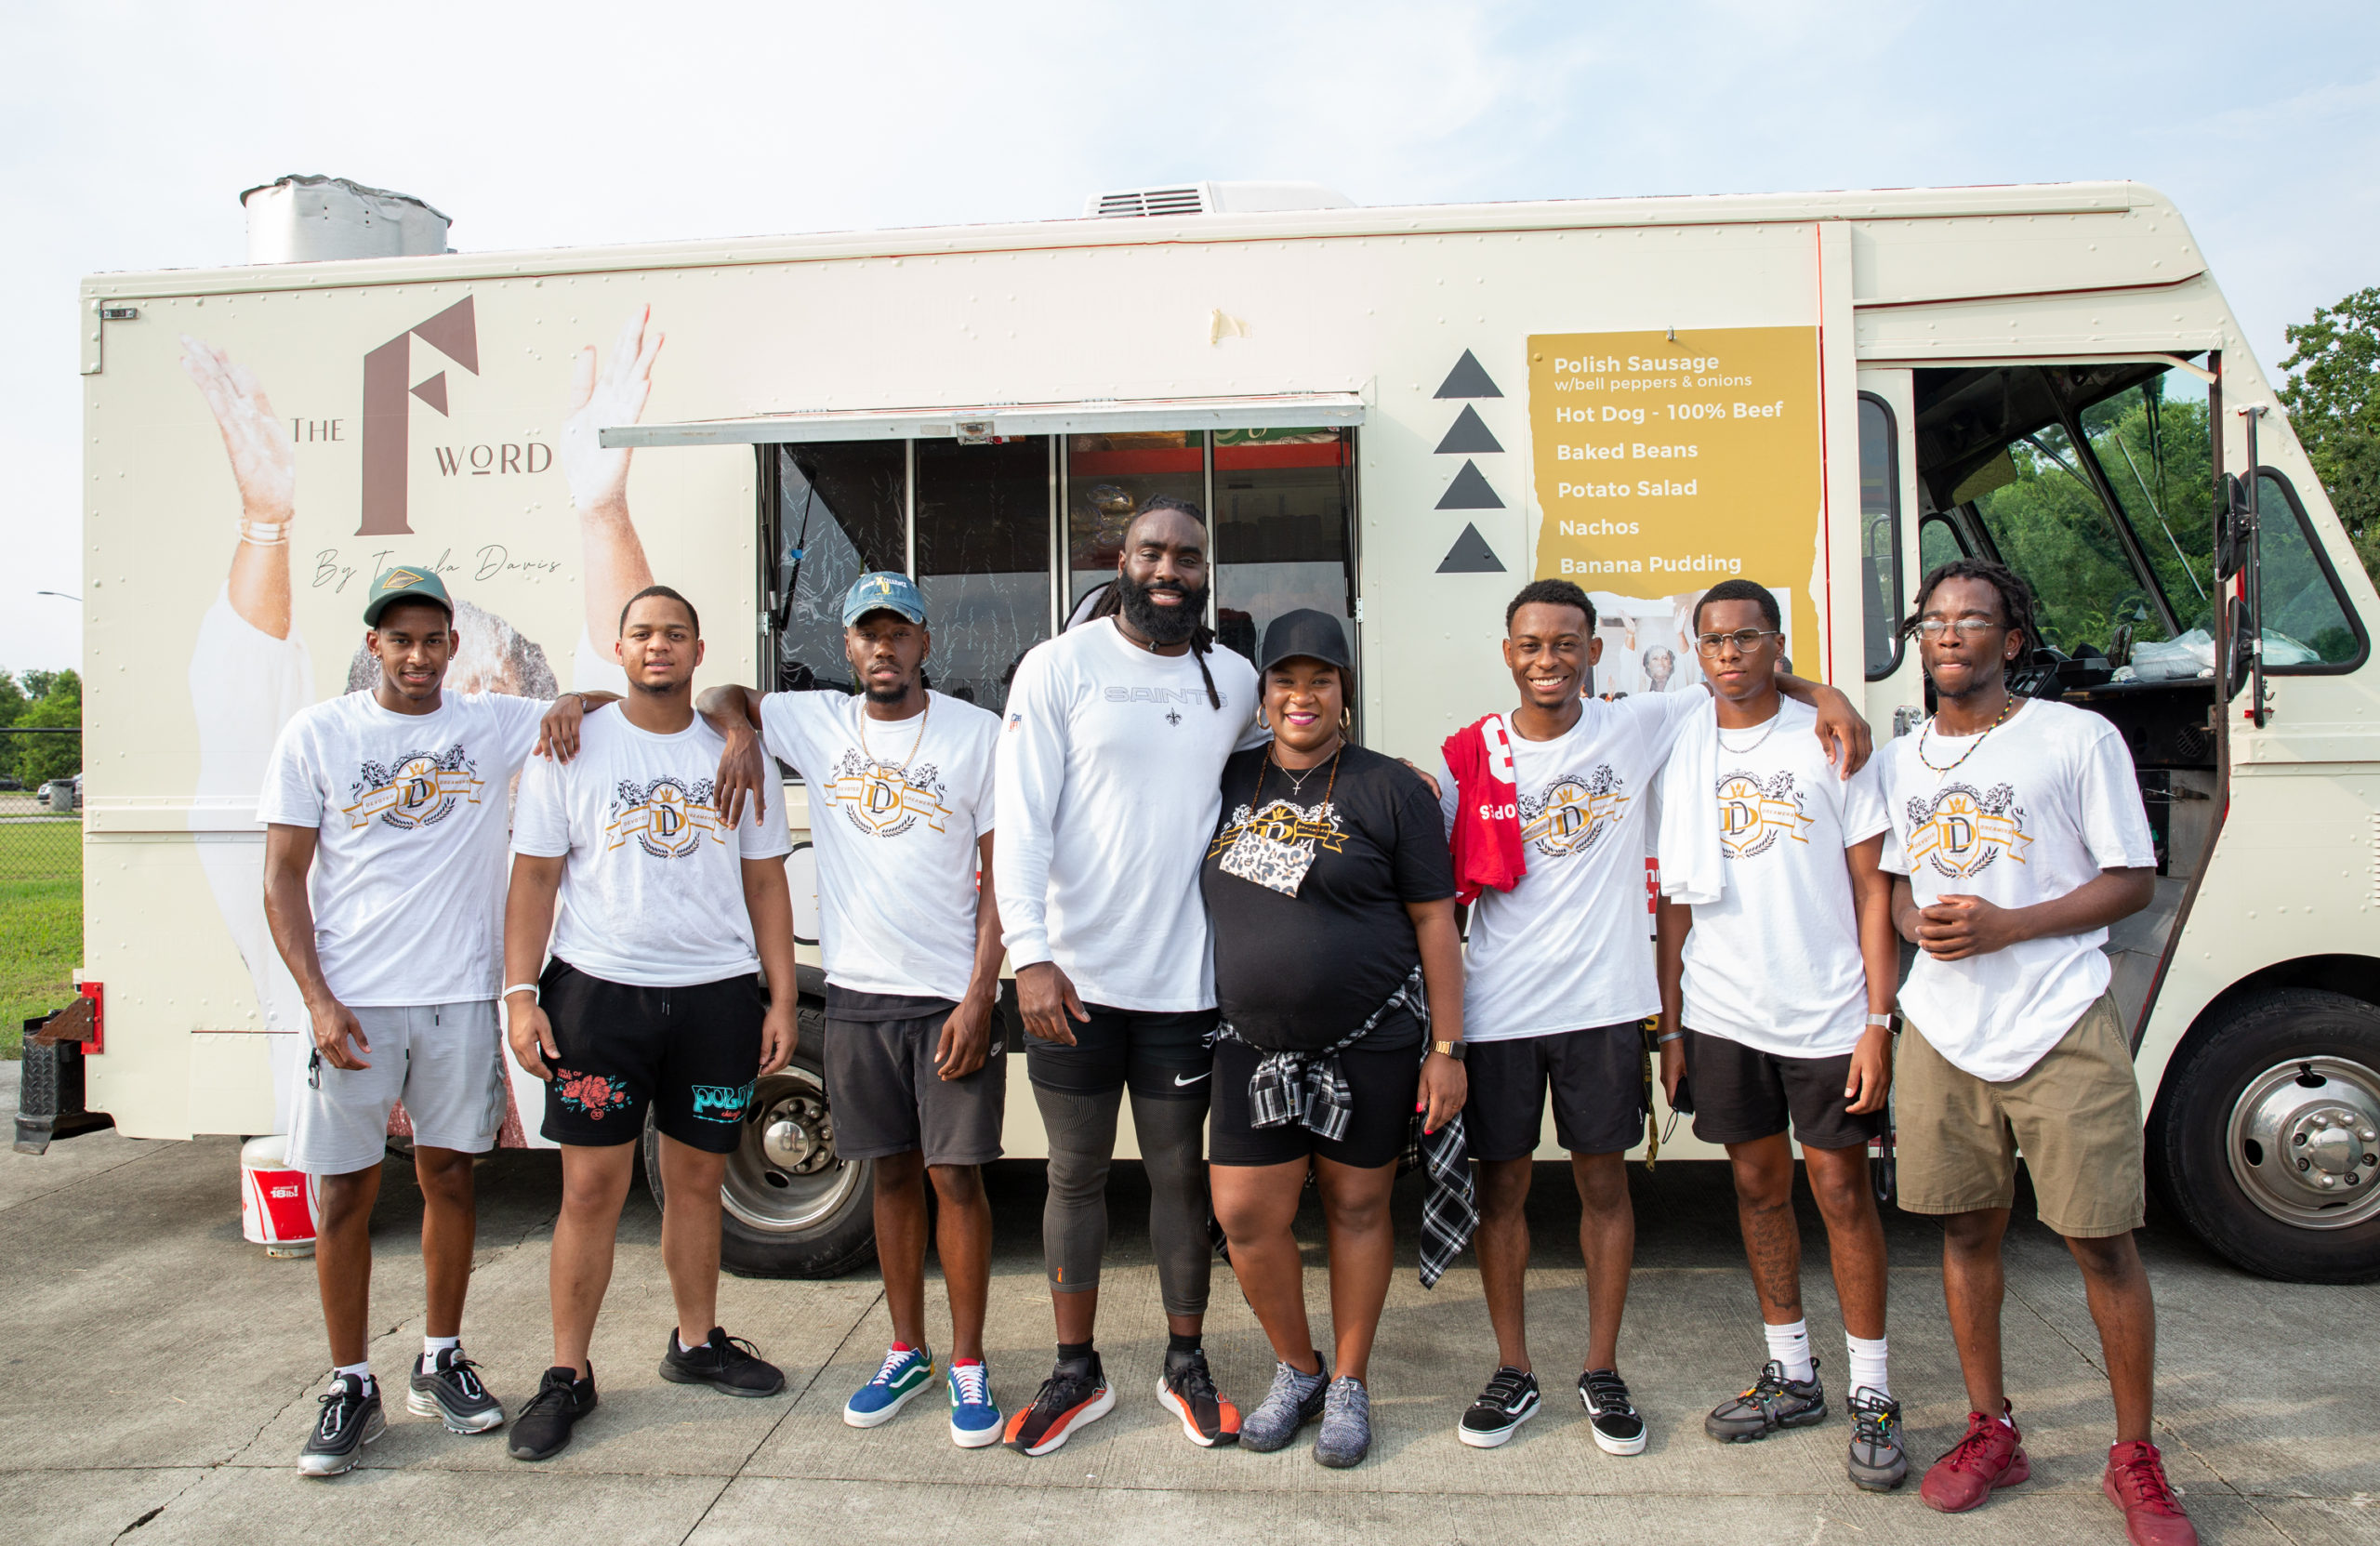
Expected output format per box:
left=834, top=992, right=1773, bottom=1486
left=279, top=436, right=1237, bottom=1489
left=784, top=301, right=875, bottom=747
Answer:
left=1172, top=1071, right=1210, bottom=1087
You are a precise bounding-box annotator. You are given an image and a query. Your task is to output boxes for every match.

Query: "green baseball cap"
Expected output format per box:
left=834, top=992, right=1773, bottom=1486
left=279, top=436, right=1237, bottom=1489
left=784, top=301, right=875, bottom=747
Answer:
left=362, top=565, right=455, bottom=627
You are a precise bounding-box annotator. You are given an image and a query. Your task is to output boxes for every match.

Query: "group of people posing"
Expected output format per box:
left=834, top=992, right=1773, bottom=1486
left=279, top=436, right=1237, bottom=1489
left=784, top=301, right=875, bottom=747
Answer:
left=260, top=493, right=2193, bottom=1546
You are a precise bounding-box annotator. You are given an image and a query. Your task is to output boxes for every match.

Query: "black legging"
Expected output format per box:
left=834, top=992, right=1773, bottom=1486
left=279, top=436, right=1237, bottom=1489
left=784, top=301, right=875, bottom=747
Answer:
left=1035, top=1084, right=1212, bottom=1317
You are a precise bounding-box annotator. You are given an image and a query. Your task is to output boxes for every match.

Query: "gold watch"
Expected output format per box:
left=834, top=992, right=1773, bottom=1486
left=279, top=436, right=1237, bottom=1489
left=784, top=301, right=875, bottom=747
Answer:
left=1431, top=1038, right=1466, bottom=1063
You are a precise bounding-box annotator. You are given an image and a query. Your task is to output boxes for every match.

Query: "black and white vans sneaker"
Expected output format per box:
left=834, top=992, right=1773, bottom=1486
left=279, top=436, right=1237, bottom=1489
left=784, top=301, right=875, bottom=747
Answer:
left=298, top=1373, right=384, bottom=1477
left=1457, top=1366, right=1541, bottom=1448
left=1578, top=1368, right=1647, bottom=1456
left=407, top=1347, right=506, bottom=1434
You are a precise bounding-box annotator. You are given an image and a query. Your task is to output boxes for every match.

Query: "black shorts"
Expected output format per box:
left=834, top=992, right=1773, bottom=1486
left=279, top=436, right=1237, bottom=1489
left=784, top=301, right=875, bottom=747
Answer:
left=826, top=1004, right=1006, bottom=1167
left=1463, top=1022, right=1646, bottom=1162
left=1209, top=1016, right=1424, bottom=1171
left=537, top=958, right=766, bottom=1156
left=1024, top=1002, right=1217, bottom=1102
left=1684, top=1029, right=1881, bottom=1151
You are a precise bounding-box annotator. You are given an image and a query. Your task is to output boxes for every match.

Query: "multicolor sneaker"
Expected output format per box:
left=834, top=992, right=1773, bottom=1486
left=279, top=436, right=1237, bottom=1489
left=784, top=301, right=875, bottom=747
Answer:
left=1921, top=1402, right=2030, bottom=1513
left=2103, top=1440, right=2198, bottom=1546
left=1157, top=1345, right=1241, bottom=1447
left=1578, top=1368, right=1647, bottom=1456
left=1241, top=1358, right=1329, bottom=1453
left=1845, top=1387, right=1908, bottom=1491
left=1313, top=1375, right=1371, bottom=1469
left=406, top=1346, right=505, bottom=1434
left=1704, top=1358, right=1826, bottom=1442
left=844, top=1344, right=934, bottom=1428
left=946, top=1358, right=1001, bottom=1448
left=297, top=1372, right=383, bottom=1476
left=1003, top=1351, right=1115, bottom=1457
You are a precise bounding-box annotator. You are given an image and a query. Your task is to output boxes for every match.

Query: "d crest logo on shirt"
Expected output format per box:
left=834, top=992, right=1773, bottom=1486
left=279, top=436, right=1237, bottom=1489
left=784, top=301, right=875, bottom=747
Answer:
left=345, top=746, right=483, bottom=831
left=1522, top=766, right=1629, bottom=858
left=824, top=751, right=955, bottom=839
left=1904, top=782, right=2032, bottom=878
left=605, top=777, right=725, bottom=859
left=1716, top=770, right=1814, bottom=859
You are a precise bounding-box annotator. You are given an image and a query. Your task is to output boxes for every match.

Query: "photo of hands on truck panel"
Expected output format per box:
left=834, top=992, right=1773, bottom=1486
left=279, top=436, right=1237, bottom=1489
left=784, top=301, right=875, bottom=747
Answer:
left=38, top=174, right=2380, bottom=1288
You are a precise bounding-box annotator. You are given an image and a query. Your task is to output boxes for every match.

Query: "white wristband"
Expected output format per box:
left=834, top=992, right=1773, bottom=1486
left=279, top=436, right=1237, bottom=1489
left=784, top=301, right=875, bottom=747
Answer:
left=1866, top=1011, right=1895, bottom=1028
left=503, top=983, right=541, bottom=1002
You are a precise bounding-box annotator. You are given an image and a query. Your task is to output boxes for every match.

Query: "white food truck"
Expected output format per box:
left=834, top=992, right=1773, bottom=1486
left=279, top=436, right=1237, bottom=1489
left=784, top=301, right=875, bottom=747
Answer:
left=30, top=173, right=2380, bottom=1284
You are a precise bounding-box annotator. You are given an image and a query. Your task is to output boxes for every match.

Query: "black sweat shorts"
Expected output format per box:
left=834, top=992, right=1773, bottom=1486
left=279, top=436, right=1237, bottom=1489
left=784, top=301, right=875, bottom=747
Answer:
left=1463, top=1022, right=1646, bottom=1162
left=1683, top=1029, right=1882, bottom=1151
left=1024, top=1002, right=1217, bottom=1102
left=1209, top=1014, right=1424, bottom=1171
left=538, top=958, right=765, bottom=1156
left=826, top=1004, right=1007, bottom=1167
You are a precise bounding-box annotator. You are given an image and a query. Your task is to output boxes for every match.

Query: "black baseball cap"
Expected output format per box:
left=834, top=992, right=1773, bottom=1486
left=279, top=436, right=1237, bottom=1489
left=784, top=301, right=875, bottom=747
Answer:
left=1257, top=609, right=1353, bottom=673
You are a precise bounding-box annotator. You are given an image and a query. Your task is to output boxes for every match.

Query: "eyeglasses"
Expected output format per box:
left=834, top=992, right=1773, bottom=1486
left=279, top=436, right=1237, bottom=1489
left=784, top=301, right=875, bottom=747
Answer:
left=1912, top=617, right=2005, bottom=640
left=1694, top=628, right=1782, bottom=656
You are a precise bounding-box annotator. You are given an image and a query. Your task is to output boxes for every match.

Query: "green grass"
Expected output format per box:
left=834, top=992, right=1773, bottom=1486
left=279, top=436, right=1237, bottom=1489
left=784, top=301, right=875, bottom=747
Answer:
left=0, top=822, right=83, bottom=1059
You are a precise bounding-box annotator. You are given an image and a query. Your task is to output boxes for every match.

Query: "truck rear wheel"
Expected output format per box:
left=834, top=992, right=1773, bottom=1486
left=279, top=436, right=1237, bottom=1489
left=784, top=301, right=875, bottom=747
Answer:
left=2151, top=987, right=2380, bottom=1283
left=640, top=1001, right=876, bottom=1279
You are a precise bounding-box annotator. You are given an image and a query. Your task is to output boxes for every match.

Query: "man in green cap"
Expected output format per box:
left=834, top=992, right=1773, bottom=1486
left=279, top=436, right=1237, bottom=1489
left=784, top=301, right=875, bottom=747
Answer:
left=258, top=565, right=613, bottom=1476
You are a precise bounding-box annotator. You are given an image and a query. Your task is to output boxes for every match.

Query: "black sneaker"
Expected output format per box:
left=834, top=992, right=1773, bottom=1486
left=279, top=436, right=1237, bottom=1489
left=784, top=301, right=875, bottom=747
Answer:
left=1578, top=1368, right=1647, bottom=1456
left=1705, top=1358, right=1827, bottom=1443
left=508, top=1365, right=597, bottom=1461
left=659, top=1326, right=786, bottom=1397
left=1157, top=1346, right=1242, bottom=1447
left=1457, top=1366, right=1540, bottom=1448
left=1845, top=1386, right=1908, bottom=1491
left=1002, top=1352, right=1116, bottom=1457
left=407, top=1347, right=506, bottom=1434
left=297, top=1373, right=384, bottom=1476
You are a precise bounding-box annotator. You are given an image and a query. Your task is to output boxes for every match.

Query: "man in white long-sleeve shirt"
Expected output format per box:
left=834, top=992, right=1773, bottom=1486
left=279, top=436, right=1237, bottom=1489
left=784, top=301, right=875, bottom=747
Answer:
left=992, top=496, right=1268, bottom=1457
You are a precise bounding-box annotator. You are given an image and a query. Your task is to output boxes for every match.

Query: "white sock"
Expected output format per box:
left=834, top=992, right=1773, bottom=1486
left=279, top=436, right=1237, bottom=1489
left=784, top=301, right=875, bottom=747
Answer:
left=1763, top=1318, right=1814, bottom=1383
left=1844, top=1332, right=1889, bottom=1398
left=422, top=1334, right=460, bottom=1370
left=678, top=1332, right=703, bottom=1354
left=333, top=1359, right=374, bottom=1394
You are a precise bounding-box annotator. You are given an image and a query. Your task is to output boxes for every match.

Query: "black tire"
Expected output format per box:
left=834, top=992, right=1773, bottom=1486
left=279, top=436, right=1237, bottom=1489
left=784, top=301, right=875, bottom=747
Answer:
left=2149, top=987, right=2380, bottom=1284
left=640, top=999, right=877, bottom=1279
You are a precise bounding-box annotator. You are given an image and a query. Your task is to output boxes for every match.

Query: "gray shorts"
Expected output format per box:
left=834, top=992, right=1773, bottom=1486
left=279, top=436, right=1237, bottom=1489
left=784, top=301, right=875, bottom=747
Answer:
left=286, top=1001, right=507, bottom=1176
left=825, top=1010, right=1006, bottom=1167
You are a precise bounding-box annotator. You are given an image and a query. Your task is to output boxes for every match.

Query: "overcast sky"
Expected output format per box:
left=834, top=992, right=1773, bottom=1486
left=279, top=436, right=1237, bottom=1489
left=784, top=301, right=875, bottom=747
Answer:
left=4, top=0, right=2373, bottom=673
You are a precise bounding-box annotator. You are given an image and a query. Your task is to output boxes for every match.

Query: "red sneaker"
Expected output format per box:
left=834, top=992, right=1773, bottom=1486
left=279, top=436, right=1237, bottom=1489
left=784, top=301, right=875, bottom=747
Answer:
left=1920, top=1402, right=2030, bottom=1513
left=2104, top=1440, right=2199, bottom=1546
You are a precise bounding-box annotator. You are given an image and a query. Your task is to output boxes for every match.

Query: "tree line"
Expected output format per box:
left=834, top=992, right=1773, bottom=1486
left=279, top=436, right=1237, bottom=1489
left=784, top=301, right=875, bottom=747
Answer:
left=0, top=669, right=82, bottom=787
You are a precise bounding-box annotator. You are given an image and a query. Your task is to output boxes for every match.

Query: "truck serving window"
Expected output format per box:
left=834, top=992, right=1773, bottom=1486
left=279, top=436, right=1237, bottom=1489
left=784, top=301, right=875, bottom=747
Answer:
left=1214, top=428, right=1355, bottom=667
left=771, top=443, right=906, bottom=694
left=1858, top=395, right=1902, bottom=680
left=2254, top=467, right=2368, bottom=672
left=914, top=436, right=1054, bottom=711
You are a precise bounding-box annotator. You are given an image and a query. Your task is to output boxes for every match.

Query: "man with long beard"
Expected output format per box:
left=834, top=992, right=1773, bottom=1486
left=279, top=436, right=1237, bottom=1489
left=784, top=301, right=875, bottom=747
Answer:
left=992, top=496, right=1268, bottom=1456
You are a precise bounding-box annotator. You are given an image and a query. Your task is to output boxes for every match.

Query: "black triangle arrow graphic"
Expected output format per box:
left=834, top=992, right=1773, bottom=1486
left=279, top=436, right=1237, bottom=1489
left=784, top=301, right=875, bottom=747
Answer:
left=1434, top=349, right=1503, bottom=399
left=1436, top=523, right=1506, bottom=574
left=1436, top=460, right=1505, bottom=510
left=1435, top=403, right=1503, bottom=455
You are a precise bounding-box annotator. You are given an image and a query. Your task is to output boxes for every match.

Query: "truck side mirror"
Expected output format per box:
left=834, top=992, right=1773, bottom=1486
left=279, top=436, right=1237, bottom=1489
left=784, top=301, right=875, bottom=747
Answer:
left=2221, top=593, right=2254, bottom=699
left=2215, top=472, right=2251, bottom=581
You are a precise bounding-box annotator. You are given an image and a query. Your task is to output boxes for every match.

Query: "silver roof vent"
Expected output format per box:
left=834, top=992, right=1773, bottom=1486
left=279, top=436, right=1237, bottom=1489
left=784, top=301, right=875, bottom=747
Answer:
left=1083, top=180, right=1355, bottom=218
left=240, top=175, right=451, bottom=264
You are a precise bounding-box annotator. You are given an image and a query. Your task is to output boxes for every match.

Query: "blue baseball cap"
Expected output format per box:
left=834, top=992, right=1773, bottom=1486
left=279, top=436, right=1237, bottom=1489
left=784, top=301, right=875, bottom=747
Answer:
left=842, top=571, right=928, bottom=628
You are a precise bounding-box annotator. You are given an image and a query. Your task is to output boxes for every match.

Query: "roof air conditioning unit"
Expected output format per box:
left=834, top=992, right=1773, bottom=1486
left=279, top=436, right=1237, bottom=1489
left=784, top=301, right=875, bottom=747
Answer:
left=240, top=175, right=451, bottom=264
left=1083, top=181, right=1355, bottom=218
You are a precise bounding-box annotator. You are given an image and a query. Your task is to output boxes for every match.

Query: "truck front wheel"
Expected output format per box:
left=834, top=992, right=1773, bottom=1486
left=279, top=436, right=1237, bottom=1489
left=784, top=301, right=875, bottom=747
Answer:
left=2151, top=987, right=2380, bottom=1284
left=640, top=1001, right=877, bottom=1279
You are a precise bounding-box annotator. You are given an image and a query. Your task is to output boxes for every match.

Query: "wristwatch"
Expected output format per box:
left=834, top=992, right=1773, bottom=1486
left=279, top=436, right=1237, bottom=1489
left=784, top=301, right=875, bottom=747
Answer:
left=1865, top=1011, right=1896, bottom=1029
left=1431, top=1038, right=1466, bottom=1063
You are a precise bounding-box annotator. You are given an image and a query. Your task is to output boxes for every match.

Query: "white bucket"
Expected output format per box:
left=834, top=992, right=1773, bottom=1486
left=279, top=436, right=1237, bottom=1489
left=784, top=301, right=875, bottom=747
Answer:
left=239, top=1135, right=320, bottom=1257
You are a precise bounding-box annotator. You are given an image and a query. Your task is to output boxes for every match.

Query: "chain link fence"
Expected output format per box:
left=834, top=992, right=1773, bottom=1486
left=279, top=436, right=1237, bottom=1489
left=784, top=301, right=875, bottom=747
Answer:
left=1, top=729, right=82, bottom=1056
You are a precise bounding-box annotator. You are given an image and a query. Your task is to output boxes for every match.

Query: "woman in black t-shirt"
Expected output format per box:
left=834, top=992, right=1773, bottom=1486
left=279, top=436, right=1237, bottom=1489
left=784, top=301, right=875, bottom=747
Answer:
left=1201, top=609, right=1467, bottom=1469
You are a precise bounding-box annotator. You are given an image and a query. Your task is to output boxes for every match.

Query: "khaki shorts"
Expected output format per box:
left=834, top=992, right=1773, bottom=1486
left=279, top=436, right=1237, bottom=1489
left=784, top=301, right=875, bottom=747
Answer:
left=1895, top=991, right=2145, bottom=1238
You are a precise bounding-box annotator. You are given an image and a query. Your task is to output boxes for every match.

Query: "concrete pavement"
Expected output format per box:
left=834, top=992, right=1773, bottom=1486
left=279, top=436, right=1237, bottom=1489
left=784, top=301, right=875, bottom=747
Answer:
left=1, top=1061, right=2373, bottom=1546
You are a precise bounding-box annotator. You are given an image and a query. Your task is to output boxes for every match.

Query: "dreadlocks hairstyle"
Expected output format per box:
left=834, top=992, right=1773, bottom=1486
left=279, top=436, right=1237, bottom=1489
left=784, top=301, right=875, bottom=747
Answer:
left=1088, top=494, right=1223, bottom=709
left=1504, top=577, right=1597, bottom=633
left=1901, top=558, right=2039, bottom=663
left=1691, top=577, right=1781, bottom=634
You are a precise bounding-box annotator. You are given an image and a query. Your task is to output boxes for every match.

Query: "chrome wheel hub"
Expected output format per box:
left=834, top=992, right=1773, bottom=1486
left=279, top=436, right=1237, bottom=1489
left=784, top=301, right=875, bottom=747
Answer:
left=720, top=1068, right=864, bottom=1235
left=2228, top=1056, right=2380, bottom=1229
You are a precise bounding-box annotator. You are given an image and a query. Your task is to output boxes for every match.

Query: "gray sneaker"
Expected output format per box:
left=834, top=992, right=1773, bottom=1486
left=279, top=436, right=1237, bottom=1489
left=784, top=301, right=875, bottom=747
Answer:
left=1314, top=1376, right=1371, bottom=1469
left=1845, top=1386, right=1908, bottom=1490
left=1241, top=1358, right=1329, bottom=1453
left=1705, top=1358, right=1826, bottom=1442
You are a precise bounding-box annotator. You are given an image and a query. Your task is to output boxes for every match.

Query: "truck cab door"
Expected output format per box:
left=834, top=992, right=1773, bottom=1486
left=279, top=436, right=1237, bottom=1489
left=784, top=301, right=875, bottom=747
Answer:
left=1855, top=370, right=1924, bottom=731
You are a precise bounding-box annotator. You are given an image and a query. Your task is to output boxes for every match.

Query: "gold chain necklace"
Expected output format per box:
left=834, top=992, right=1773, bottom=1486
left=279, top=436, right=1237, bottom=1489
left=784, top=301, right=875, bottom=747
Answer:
left=857, top=693, right=931, bottom=773
left=1916, top=695, right=2020, bottom=774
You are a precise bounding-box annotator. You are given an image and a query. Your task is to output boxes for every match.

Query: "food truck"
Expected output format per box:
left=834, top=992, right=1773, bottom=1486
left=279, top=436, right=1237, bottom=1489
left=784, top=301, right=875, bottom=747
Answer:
left=38, top=173, right=2380, bottom=1283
